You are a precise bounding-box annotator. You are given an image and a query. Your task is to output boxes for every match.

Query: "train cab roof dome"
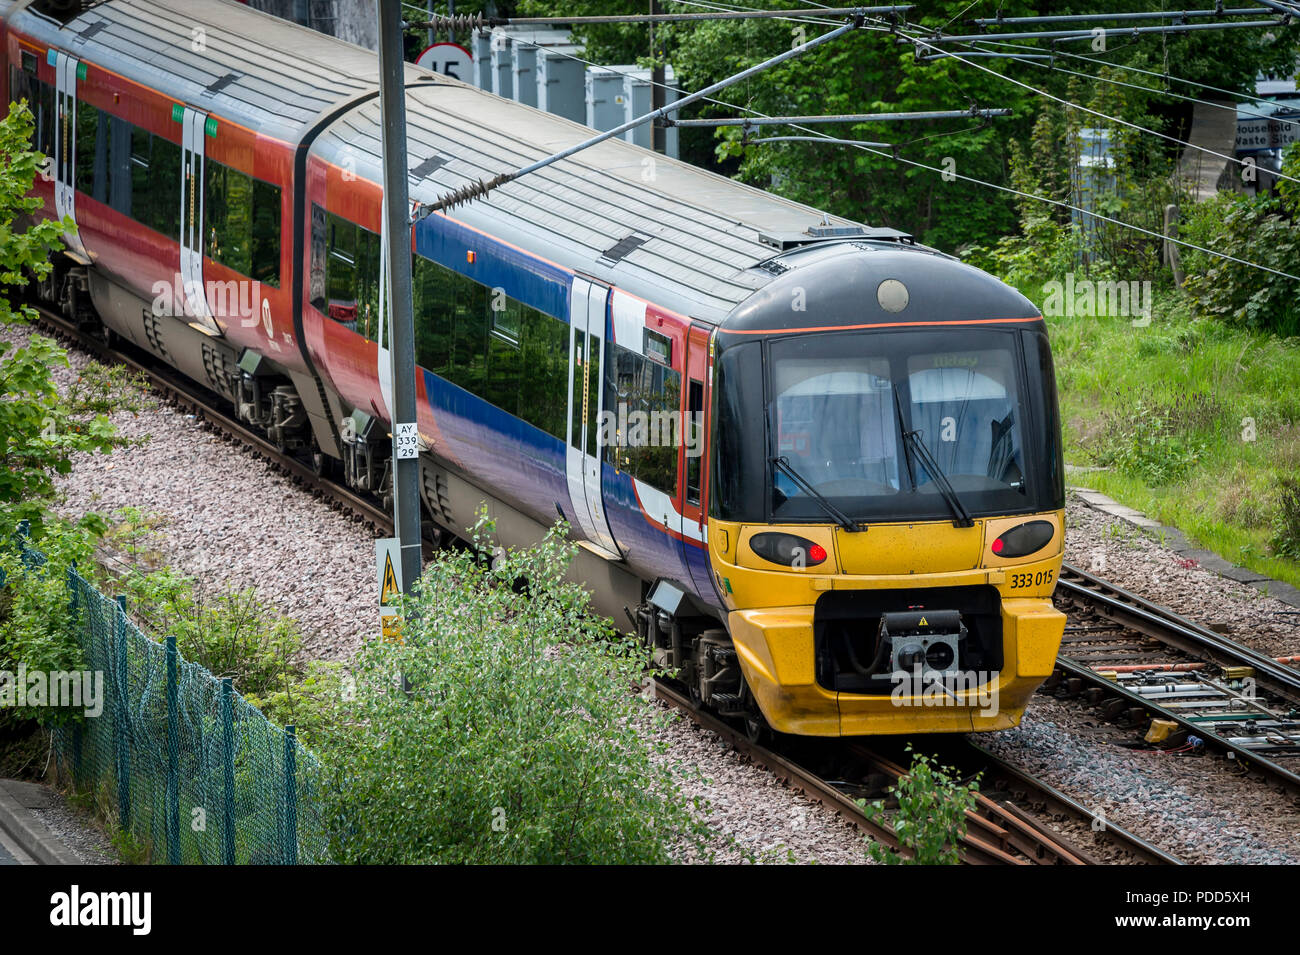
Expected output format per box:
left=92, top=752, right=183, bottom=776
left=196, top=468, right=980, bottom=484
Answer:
left=722, top=241, right=1042, bottom=335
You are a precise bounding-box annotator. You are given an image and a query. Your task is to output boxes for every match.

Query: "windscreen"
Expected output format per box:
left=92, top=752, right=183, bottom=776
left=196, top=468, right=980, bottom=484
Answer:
left=711, top=327, right=1057, bottom=524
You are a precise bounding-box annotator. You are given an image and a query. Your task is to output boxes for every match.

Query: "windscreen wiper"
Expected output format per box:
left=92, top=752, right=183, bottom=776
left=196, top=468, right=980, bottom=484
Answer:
left=893, top=386, right=974, bottom=528
left=770, top=455, right=860, bottom=533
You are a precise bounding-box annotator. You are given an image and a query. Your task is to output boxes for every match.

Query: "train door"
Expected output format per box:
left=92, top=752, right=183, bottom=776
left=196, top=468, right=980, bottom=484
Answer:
left=179, top=107, right=220, bottom=335
left=51, top=51, right=88, bottom=259
left=566, top=278, right=621, bottom=556
left=681, top=323, right=720, bottom=601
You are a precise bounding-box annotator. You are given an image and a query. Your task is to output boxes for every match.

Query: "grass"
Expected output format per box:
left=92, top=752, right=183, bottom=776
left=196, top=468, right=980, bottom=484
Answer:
left=1033, top=285, right=1300, bottom=590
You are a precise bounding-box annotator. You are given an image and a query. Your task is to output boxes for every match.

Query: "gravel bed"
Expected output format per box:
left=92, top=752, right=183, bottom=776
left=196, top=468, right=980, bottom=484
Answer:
left=646, top=698, right=871, bottom=864
left=1064, top=491, right=1300, bottom=658
left=8, top=322, right=874, bottom=864
left=29, top=796, right=119, bottom=865
left=981, top=696, right=1300, bottom=864
left=3, top=322, right=373, bottom=662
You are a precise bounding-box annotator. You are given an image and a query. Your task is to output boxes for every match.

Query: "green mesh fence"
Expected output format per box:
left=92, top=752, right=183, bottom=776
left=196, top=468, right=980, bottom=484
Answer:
left=10, top=531, right=330, bottom=864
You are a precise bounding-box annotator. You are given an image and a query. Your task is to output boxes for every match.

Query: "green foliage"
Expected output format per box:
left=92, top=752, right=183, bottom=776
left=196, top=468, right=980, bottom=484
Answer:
left=0, top=102, right=148, bottom=533
left=0, top=102, right=69, bottom=328
left=0, top=519, right=99, bottom=729
left=509, top=1, right=1296, bottom=254
left=312, top=512, right=706, bottom=864
left=244, top=659, right=346, bottom=748
left=107, top=546, right=305, bottom=700
left=1088, top=389, right=1224, bottom=485
left=1181, top=164, right=1300, bottom=336
left=1272, top=479, right=1300, bottom=562
left=109, top=825, right=151, bottom=865
left=857, top=747, right=979, bottom=865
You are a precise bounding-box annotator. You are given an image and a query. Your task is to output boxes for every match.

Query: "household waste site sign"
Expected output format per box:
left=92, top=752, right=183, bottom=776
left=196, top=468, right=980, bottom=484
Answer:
left=376, top=537, right=403, bottom=643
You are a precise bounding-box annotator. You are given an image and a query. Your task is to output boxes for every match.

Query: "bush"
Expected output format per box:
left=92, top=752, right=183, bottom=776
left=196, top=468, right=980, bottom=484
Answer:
left=1273, top=479, right=1300, bottom=562
left=116, top=567, right=303, bottom=698
left=0, top=519, right=100, bottom=729
left=857, top=747, right=979, bottom=865
left=1181, top=191, right=1300, bottom=337
left=311, top=514, right=706, bottom=864
left=1089, top=390, right=1222, bottom=485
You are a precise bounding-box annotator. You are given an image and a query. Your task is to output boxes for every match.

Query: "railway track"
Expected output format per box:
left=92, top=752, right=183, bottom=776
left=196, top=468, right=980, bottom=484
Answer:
left=1051, top=564, right=1300, bottom=800
left=34, top=304, right=1183, bottom=864
left=654, top=680, right=1176, bottom=864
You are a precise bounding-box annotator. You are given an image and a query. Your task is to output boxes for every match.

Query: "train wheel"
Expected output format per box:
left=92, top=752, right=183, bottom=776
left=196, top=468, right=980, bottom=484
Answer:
left=741, top=689, right=769, bottom=745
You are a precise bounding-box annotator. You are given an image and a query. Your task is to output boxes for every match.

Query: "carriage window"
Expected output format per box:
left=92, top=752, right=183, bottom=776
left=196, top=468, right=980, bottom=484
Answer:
left=411, top=250, right=569, bottom=439
left=204, top=158, right=281, bottom=287
left=686, top=379, right=704, bottom=504
left=130, top=126, right=181, bottom=238
left=905, top=349, right=1023, bottom=490
left=604, top=343, right=681, bottom=495
left=319, top=210, right=379, bottom=337
left=75, top=97, right=105, bottom=201
left=250, top=178, right=281, bottom=287
left=8, top=63, right=55, bottom=157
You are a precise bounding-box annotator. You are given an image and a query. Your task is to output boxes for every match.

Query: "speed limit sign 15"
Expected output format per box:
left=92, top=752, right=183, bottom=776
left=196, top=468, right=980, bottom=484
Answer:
left=416, top=42, right=473, bottom=81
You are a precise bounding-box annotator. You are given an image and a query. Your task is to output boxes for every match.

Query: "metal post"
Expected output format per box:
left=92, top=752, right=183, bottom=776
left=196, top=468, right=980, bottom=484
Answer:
left=165, top=635, right=180, bottom=865
left=378, top=0, right=423, bottom=596
left=113, top=595, right=130, bottom=829
left=66, top=562, right=82, bottom=786
left=651, top=0, right=665, bottom=154
left=220, top=677, right=236, bottom=865
left=283, top=726, right=299, bottom=865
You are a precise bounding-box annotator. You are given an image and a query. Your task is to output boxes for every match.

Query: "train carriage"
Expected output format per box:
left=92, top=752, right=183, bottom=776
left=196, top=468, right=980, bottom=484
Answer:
left=3, top=0, right=1067, bottom=738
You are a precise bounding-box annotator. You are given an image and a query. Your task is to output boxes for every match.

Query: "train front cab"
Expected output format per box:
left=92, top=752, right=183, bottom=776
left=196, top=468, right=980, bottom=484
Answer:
left=706, top=318, right=1067, bottom=736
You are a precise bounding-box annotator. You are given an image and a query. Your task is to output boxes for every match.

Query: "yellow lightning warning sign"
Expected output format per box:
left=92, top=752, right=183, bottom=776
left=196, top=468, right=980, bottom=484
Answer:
left=918, top=617, right=928, bottom=627
left=376, top=537, right=404, bottom=643
left=380, top=553, right=401, bottom=607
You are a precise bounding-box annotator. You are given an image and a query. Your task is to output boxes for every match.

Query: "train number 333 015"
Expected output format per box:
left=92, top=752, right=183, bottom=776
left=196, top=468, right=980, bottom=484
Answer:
left=1009, top=569, right=1055, bottom=589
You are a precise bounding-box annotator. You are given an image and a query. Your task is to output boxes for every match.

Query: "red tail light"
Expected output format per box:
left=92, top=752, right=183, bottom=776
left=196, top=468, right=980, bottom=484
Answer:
left=991, top=520, right=1054, bottom=558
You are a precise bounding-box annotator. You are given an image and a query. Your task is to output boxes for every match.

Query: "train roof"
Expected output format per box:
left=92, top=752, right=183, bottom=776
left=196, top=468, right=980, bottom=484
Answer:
left=317, top=78, right=904, bottom=323
left=5, top=0, right=397, bottom=145
left=10, top=0, right=922, bottom=325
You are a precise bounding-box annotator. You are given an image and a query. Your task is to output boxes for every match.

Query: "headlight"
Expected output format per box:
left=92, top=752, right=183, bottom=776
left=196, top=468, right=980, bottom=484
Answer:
left=990, top=520, right=1054, bottom=558
left=749, top=532, right=827, bottom=567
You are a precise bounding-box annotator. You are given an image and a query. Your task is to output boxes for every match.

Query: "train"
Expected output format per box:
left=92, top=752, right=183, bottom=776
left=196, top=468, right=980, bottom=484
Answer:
left=2, top=0, right=1067, bottom=739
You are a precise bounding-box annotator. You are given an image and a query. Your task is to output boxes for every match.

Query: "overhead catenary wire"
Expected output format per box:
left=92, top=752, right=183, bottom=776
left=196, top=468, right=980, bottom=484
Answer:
left=954, top=36, right=1300, bottom=129
left=639, top=1, right=1300, bottom=280
left=408, top=5, right=912, bottom=32
left=917, top=18, right=1286, bottom=44
left=967, top=35, right=1300, bottom=127
left=742, top=129, right=1300, bottom=282
left=414, top=0, right=1296, bottom=283
left=413, top=15, right=869, bottom=216
left=964, top=7, right=1284, bottom=26
left=633, top=3, right=1299, bottom=281
left=895, top=32, right=1300, bottom=185
left=1039, top=39, right=1300, bottom=111
left=665, top=107, right=1011, bottom=126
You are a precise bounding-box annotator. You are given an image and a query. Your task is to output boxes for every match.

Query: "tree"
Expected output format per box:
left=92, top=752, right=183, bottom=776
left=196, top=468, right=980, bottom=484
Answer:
left=0, top=101, right=141, bottom=533
left=509, top=1, right=1297, bottom=251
